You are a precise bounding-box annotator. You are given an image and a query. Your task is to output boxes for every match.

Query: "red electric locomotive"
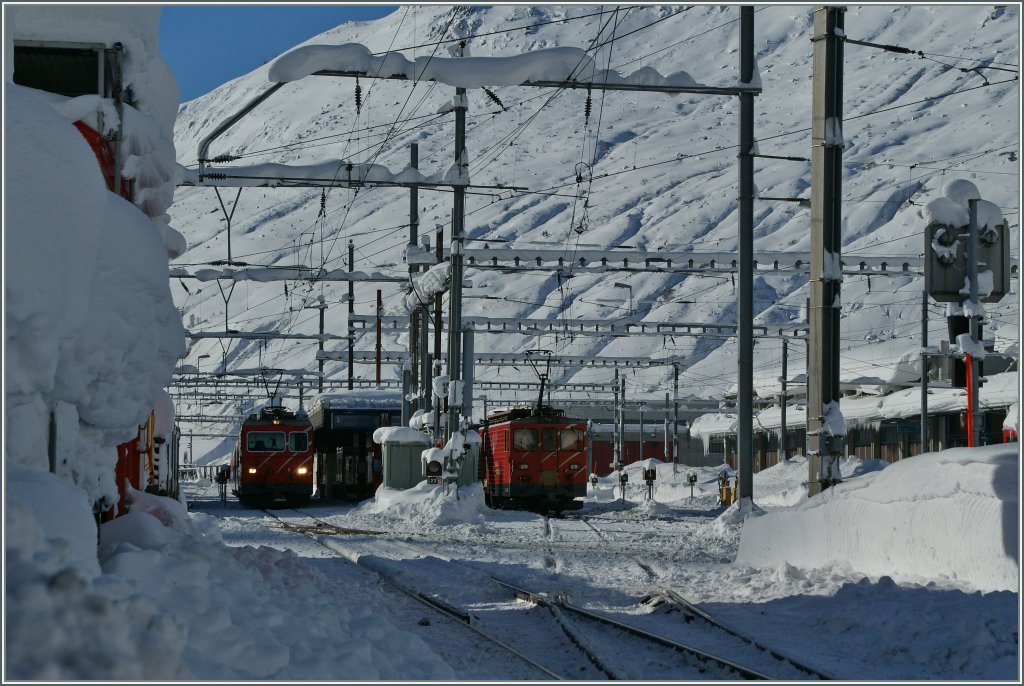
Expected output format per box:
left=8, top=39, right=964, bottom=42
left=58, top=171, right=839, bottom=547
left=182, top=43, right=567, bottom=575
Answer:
left=479, top=406, right=588, bottom=513
left=230, top=404, right=314, bottom=507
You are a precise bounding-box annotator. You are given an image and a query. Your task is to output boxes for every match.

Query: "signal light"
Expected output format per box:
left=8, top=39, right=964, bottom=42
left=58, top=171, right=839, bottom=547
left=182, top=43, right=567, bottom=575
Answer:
left=425, top=460, right=442, bottom=476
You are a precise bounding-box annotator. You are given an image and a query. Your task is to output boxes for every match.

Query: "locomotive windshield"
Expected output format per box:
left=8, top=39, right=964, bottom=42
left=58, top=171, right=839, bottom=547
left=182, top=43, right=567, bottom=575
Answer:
left=560, top=428, right=582, bottom=450
left=288, top=432, right=308, bottom=451
left=513, top=428, right=537, bottom=451
left=247, top=431, right=285, bottom=451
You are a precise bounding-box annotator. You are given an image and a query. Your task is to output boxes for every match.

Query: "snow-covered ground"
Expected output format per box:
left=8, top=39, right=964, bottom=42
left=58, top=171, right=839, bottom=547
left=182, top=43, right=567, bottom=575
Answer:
left=7, top=445, right=1018, bottom=680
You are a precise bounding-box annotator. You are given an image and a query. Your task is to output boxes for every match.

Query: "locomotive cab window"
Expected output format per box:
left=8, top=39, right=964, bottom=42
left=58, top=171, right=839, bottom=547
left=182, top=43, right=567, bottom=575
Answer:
left=541, top=428, right=557, bottom=451
left=513, top=428, right=537, bottom=451
left=288, top=432, right=309, bottom=452
left=247, top=431, right=285, bottom=451
left=560, top=428, right=581, bottom=450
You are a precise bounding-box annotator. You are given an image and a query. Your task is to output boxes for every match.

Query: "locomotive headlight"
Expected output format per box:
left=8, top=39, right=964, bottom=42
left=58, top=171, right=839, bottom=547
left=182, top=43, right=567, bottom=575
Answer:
left=295, top=466, right=309, bottom=475
left=248, top=468, right=257, bottom=474
left=568, top=464, right=582, bottom=471
left=516, top=463, right=530, bottom=470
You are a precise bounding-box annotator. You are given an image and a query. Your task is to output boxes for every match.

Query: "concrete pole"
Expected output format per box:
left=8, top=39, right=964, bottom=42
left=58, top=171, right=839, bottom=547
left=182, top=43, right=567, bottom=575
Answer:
left=737, top=5, right=756, bottom=503
left=807, top=5, right=845, bottom=496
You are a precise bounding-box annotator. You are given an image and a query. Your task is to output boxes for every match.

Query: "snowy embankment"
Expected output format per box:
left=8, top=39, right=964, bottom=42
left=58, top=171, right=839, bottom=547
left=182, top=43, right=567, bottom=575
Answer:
left=735, top=445, right=1019, bottom=592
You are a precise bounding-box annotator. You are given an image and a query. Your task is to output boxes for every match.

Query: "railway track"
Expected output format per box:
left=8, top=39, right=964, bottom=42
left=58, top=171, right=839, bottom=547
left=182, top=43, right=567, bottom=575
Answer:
left=262, top=508, right=816, bottom=680
left=642, top=590, right=834, bottom=680
left=261, top=508, right=565, bottom=680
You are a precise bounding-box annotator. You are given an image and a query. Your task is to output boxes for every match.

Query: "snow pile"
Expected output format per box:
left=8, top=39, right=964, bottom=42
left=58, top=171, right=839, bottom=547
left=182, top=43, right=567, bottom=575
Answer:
left=4, top=83, right=184, bottom=505
left=735, top=444, right=1019, bottom=592
left=360, top=481, right=490, bottom=526
left=97, top=488, right=454, bottom=680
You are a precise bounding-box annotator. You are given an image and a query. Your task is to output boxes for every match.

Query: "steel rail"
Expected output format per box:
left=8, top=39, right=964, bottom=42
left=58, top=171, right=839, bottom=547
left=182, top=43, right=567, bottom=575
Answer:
left=489, top=577, right=773, bottom=680
left=260, top=510, right=566, bottom=680
left=658, top=589, right=835, bottom=680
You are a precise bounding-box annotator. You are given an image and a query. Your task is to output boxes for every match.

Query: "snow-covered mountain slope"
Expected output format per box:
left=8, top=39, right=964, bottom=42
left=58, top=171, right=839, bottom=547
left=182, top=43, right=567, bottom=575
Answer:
left=168, top=5, right=1019, bottom=439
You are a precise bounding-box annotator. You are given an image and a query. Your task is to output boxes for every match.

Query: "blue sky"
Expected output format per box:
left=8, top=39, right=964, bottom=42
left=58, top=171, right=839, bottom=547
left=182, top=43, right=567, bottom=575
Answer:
left=159, top=5, right=397, bottom=102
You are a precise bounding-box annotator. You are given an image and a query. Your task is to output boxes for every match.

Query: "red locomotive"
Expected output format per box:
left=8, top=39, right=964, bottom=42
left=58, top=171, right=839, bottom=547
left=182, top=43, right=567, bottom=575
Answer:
left=479, top=406, right=588, bottom=513
left=230, top=404, right=314, bottom=507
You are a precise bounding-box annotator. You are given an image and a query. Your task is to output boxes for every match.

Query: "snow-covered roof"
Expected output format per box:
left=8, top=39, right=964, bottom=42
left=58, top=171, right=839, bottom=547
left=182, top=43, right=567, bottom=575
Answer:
left=372, top=426, right=431, bottom=445
left=736, top=372, right=1020, bottom=432
left=314, top=389, right=402, bottom=410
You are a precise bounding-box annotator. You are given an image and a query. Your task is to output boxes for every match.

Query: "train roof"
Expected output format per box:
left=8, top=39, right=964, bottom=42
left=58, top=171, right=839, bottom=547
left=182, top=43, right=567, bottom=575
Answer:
left=312, top=388, right=402, bottom=411
left=484, top=405, right=583, bottom=424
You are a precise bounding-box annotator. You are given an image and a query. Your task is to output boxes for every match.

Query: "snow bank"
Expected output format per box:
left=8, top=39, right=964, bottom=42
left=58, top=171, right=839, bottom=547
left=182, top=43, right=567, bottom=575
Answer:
left=735, top=445, right=1019, bottom=592
left=5, top=81, right=185, bottom=505
left=90, top=488, right=455, bottom=680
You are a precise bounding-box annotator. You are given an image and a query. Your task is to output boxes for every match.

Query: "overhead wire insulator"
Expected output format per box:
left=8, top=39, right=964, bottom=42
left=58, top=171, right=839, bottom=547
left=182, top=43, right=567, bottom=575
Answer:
left=318, top=189, right=327, bottom=219
left=483, top=88, right=506, bottom=111
left=584, top=85, right=592, bottom=123
left=354, top=77, right=362, bottom=116
left=212, top=154, right=237, bottom=163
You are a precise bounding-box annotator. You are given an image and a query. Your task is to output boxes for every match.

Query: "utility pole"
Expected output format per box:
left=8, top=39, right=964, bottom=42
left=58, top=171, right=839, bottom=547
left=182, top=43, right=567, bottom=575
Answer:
left=375, top=289, right=383, bottom=386
left=780, top=338, right=788, bottom=460
left=408, top=143, right=420, bottom=418
left=447, top=82, right=468, bottom=441
left=965, top=199, right=982, bottom=447
left=308, top=296, right=327, bottom=393
left=920, top=288, right=929, bottom=452
left=673, top=363, right=680, bottom=475
left=664, top=392, right=672, bottom=473
left=348, top=240, right=355, bottom=390
left=613, top=369, right=621, bottom=468
left=737, top=5, right=756, bottom=503
left=807, top=5, right=845, bottom=496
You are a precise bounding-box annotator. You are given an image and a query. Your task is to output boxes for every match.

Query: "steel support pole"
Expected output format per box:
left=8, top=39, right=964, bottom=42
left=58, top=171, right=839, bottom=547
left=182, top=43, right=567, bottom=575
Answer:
left=348, top=240, right=355, bottom=390
left=447, top=86, right=467, bottom=439
left=737, top=5, right=756, bottom=503
left=317, top=297, right=326, bottom=393
left=462, top=328, right=474, bottom=421
left=673, top=364, right=680, bottom=474
left=408, top=143, right=420, bottom=416
left=966, top=198, right=982, bottom=447
left=420, top=304, right=430, bottom=421
left=613, top=369, right=621, bottom=468
left=375, top=289, right=383, bottom=386
left=807, top=5, right=845, bottom=496
left=920, top=288, right=929, bottom=453
left=780, top=338, right=788, bottom=460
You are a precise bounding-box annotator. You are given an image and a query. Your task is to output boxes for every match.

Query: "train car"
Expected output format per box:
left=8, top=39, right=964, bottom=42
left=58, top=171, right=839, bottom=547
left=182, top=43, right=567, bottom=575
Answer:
left=479, top=406, right=588, bottom=513
left=309, top=390, right=401, bottom=501
left=230, top=404, right=314, bottom=507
